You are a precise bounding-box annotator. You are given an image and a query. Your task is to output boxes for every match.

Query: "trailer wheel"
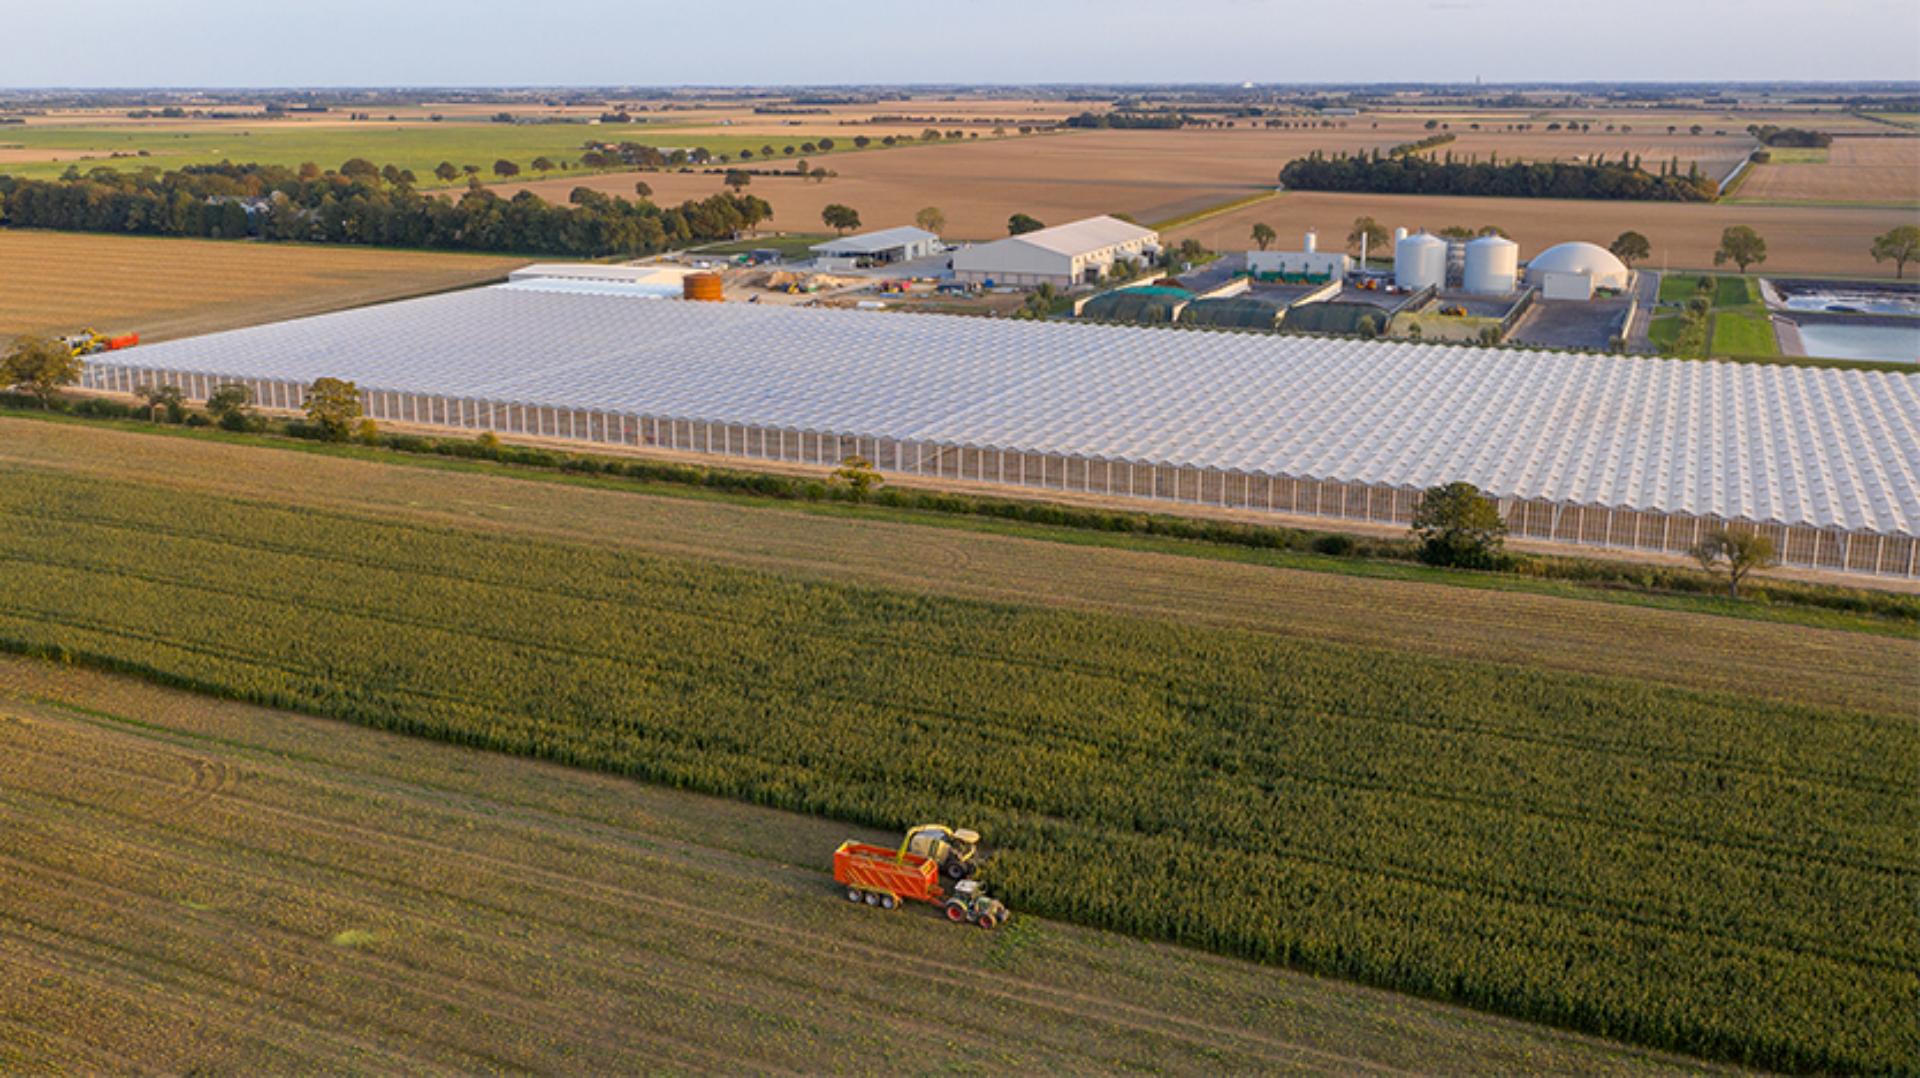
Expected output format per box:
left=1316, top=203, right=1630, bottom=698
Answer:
left=845, top=888, right=863, bottom=903
left=879, top=894, right=896, bottom=910
left=863, top=892, right=880, bottom=906
left=945, top=902, right=966, bottom=922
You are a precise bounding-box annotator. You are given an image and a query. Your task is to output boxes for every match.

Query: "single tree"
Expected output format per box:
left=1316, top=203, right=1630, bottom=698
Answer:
left=1347, top=216, right=1389, bottom=259
left=1250, top=222, right=1277, bottom=251
left=1, top=336, right=83, bottom=407
left=530, top=156, right=555, bottom=173
left=304, top=377, right=363, bottom=441
left=1713, top=225, right=1767, bottom=273
left=1007, top=213, right=1045, bottom=236
left=1689, top=528, right=1776, bottom=599
left=1410, top=482, right=1508, bottom=569
left=821, top=204, right=861, bottom=234
left=915, top=206, right=947, bottom=234
left=1870, top=225, right=1920, bottom=279
left=633, top=180, right=653, bottom=199
left=1609, top=230, right=1652, bottom=268
left=206, top=382, right=258, bottom=431
left=831, top=455, right=882, bottom=501
left=134, top=383, right=186, bottom=423
left=461, top=164, right=479, bottom=176
left=433, top=161, right=459, bottom=183
left=491, top=159, right=520, bottom=179
left=724, top=169, right=752, bottom=192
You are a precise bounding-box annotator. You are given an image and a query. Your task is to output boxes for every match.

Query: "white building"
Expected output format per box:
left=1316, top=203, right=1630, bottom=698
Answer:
left=809, top=226, right=942, bottom=266
left=1246, top=230, right=1349, bottom=280
left=952, top=216, right=1161, bottom=288
left=1526, top=242, right=1631, bottom=297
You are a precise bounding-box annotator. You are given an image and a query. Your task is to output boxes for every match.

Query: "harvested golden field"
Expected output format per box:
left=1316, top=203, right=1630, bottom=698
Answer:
left=1733, top=136, right=1920, bottom=204
left=1170, top=190, right=1920, bottom=277
left=0, top=230, right=523, bottom=343
left=0, top=657, right=1714, bottom=1074
left=488, top=125, right=1757, bottom=238
left=3, top=418, right=1909, bottom=717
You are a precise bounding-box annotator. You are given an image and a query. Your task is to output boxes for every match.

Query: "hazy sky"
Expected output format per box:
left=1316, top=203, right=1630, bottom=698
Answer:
left=8, top=0, right=1918, bottom=87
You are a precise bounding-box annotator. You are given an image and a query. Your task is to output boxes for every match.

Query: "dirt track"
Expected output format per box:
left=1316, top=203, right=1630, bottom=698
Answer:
left=0, top=657, right=1718, bottom=1074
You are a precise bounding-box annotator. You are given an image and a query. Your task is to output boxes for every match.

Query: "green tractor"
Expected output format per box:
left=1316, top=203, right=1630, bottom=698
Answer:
left=942, top=879, right=1009, bottom=929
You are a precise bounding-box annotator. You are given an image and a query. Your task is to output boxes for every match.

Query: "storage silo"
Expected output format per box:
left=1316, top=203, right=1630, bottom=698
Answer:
left=1463, top=235, right=1520, bottom=295
left=1394, top=232, right=1446, bottom=291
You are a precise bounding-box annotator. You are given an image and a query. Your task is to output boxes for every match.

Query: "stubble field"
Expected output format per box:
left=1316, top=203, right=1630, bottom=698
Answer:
left=0, top=230, right=523, bottom=343
left=1731, top=136, right=1920, bottom=204
left=0, top=420, right=1913, bottom=1073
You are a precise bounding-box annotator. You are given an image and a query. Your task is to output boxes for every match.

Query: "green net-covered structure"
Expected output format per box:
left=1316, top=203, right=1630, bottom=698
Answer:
left=1080, top=286, right=1194, bottom=325
left=1179, top=296, right=1287, bottom=331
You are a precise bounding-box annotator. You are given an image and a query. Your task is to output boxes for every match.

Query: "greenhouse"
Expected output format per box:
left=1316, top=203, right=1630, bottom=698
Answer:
left=82, top=285, right=1920, bottom=577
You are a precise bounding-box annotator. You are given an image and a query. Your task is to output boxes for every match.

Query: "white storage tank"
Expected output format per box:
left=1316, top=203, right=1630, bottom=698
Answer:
left=1395, top=232, right=1447, bottom=291
left=1463, top=235, right=1520, bottom=295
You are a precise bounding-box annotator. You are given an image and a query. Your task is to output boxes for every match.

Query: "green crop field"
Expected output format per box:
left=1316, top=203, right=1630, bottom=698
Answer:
left=0, top=122, right=865, bottom=186
left=1710, top=309, right=1779, bottom=355
left=0, top=426, right=1913, bottom=1074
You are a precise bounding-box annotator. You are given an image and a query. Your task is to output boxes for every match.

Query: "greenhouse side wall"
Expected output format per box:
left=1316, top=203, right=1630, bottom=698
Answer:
left=79, top=363, right=1920, bottom=579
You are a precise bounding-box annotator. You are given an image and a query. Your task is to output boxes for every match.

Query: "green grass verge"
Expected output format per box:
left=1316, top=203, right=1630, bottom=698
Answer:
left=1714, top=276, right=1756, bottom=307
left=1711, top=309, right=1778, bottom=356
left=695, top=233, right=832, bottom=257
left=1148, top=190, right=1279, bottom=233
left=0, top=467, right=1911, bottom=1075
left=1658, top=274, right=1715, bottom=304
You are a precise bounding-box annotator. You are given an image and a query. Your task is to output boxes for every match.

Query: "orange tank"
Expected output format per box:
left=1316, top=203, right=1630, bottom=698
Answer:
left=106, top=333, right=140, bottom=350
left=682, top=272, right=724, bottom=302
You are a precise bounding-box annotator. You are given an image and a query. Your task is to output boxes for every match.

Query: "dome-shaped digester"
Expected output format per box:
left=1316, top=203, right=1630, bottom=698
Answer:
left=1463, top=235, right=1520, bottom=295
left=1395, top=232, right=1447, bottom=291
left=1525, top=242, right=1630, bottom=291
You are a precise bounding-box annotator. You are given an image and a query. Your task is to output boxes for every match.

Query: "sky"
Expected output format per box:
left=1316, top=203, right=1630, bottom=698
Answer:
left=6, top=0, right=1918, bottom=88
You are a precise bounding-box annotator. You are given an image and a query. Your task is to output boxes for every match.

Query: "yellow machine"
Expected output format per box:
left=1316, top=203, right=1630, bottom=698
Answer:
left=899, top=824, right=981, bottom=881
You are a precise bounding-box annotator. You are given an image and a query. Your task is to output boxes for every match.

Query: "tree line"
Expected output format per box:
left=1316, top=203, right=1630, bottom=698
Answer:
left=0, top=160, right=773, bottom=257
left=1278, top=151, right=1718, bottom=202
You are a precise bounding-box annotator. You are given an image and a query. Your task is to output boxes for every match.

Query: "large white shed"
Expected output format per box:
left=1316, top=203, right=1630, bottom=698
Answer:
left=951, top=216, right=1161, bottom=288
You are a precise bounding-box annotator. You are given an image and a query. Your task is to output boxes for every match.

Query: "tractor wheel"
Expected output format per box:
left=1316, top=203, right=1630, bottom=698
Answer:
left=944, top=860, right=967, bottom=880
left=879, top=894, right=897, bottom=910
left=977, top=915, right=999, bottom=930
left=845, top=887, right=862, bottom=903
left=945, top=902, right=966, bottom=923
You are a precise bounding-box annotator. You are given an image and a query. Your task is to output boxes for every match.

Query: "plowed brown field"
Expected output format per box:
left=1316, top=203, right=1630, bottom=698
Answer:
left=1733, top=137, right=1920, bottom=204
left=0, top=230, right=523, bottom=343
left=0, top=656, right=1721, bottom=1074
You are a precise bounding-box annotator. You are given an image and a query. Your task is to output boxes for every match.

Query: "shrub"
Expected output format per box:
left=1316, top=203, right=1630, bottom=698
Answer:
left=1312, top=534, right=1356, bottom=557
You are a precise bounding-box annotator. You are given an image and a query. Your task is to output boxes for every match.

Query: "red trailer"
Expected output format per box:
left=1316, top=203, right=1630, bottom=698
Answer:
left=833, top=838, right=1009, bottom=927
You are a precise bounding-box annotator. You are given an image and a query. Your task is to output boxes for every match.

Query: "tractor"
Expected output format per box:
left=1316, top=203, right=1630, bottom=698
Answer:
left=941, top=879, right=1008, bottom=929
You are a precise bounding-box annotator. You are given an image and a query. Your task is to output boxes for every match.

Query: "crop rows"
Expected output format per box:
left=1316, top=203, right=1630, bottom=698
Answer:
left=0, top=469, right=1913, bottom=1072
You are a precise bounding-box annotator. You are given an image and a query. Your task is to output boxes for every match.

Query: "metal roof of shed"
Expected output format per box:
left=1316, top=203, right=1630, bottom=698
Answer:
left=810, top=226, right=939, bottom=255
left=105, top=286, right=1920, bottom=535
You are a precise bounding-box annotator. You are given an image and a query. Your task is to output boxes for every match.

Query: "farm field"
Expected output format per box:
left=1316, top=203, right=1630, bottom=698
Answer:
left=0, top=421, right=1913, bottom=1072
left=0, top=230, right=523, bottom=343
left=1170, top=190, right=1920, bottom=278
left=0, top=658, right=1726, bottom=1074
left=0, top=121, right=878, bottom=186
left=2, top=419, right=1911, bottom=715
left=483, top=124, right=1753, bottom=239
left=1730, top=136, right=1920, bottom=204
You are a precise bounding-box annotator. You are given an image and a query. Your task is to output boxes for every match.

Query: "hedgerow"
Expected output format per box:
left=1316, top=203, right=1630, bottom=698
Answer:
left=0, top=470, right=1912, bottom=1072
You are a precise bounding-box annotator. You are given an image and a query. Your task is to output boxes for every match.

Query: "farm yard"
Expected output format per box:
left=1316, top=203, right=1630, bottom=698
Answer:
left=1730, top=136, right=1920, bottom=204
left=0, top=420, right=1912, bottom=1074
left=0, top=230, right=523, bottom=343
left=1169, top=190, right=1920, bottom=277
left=0, top=657, right=1723, bottom=1075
